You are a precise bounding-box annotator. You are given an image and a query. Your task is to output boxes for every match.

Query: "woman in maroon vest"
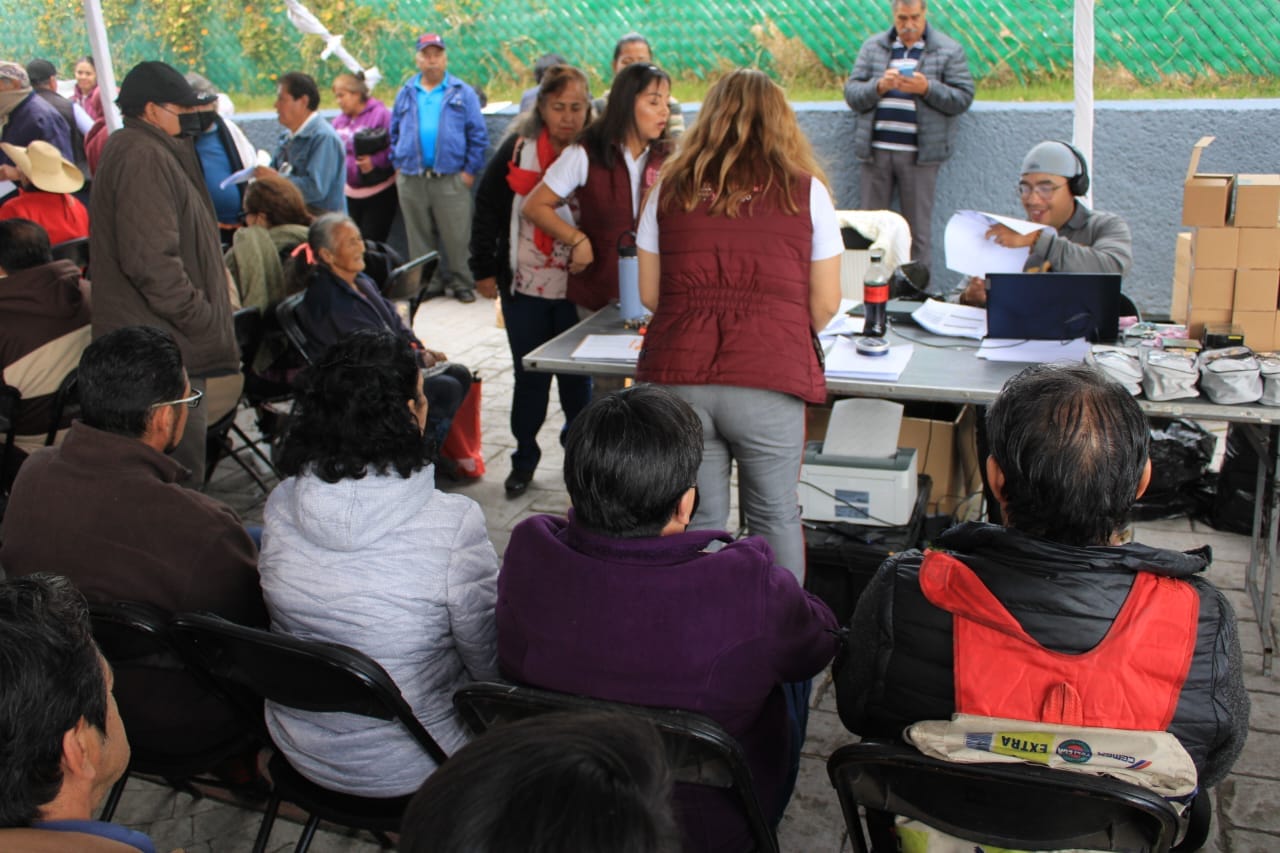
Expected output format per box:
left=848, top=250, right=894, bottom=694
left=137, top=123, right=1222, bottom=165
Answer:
left=521, top=62, right=672, bottom=315
left=634, top=69, right=843, bottom=580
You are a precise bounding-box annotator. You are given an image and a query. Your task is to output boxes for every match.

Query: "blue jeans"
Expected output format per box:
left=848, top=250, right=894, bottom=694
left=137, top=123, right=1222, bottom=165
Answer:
left=501, top=289, right=592, bottom=473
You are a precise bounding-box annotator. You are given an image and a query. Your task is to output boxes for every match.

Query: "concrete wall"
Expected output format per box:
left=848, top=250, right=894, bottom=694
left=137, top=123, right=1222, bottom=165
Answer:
left=237, top=98, right=1280, bottom=314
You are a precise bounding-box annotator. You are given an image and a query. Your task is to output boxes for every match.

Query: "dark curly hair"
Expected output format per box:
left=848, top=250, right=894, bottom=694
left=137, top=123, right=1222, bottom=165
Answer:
left=276, top=329, right=429, bottom=483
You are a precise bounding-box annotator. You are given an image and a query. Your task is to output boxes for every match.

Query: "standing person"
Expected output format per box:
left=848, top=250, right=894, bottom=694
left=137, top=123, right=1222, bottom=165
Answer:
left=844, top=0, right=974, bottom=266
left=256, top=71, right=346, bottom=215
left=591, top=33, right=685, bottom=138
left=517, top=52, right=568, bottom=113
left=390, top=33, right=488, bottom=303
left=70, top=56, right=102, bottom=120
left=24, top=59, right=90, bottom=182
left=471, top=65, right=593, bottom=497
left=522, top=61, right=671, bottom=317
left=89, top=60, right=241, bottom=485
left=635, top=69, right=843, bottom=581
left=332, top=71, right=397, bottom=243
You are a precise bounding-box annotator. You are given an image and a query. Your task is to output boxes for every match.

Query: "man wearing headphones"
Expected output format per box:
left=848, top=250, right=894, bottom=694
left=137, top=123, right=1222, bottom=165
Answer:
left=961, top=140, right=1132, bottom=306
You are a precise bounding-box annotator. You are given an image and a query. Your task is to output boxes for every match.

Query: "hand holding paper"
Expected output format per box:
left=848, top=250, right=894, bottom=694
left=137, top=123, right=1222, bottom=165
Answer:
left=945, top=210, right=1056, bottom=278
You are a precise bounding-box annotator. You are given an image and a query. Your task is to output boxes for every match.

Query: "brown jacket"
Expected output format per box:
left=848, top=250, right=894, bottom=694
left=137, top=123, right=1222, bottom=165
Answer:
left=88, top=118, right=238, bottom=377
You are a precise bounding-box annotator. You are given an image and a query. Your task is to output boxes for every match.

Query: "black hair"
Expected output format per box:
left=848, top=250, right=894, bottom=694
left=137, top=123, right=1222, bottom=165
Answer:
left=0, top=574, right=109, bottom=827
left=279, top=71, right=321, bottom=111
left=78, top=326, right=186, bottom=438
left=276, top=329, right=429, bottom=483
left=0, top=219, right=53, bottom=272
left=400, top=711, right=679, bottom=853
left=581, top=62, right=671, bottom=170
left=564, top=385, right=702, bottom=538
left=612, top=32, right=651, bottom=63
left=76, top=56, right=96, bottom=69
left=986, top=363, right=1150, bottom=546
left=533, top=52, right=568, bottom=83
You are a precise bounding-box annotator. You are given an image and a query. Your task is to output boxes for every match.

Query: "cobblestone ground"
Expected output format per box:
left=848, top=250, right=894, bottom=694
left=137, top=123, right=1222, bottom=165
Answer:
left=122, top=295, right=1280, bottom=851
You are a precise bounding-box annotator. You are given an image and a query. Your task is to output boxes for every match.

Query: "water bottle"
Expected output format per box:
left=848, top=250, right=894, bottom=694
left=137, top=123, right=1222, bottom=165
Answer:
left=617, top=231, right=646, bottom=321
left=862, top=248, right=890, bottom=338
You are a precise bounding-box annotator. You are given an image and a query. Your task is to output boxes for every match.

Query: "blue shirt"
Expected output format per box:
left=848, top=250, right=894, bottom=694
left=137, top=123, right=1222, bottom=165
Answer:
left=36, top=819, right=157, bottom=852
left=414, top=79, right=446, bottom=170
left=194, top=127, right=242, bottom=225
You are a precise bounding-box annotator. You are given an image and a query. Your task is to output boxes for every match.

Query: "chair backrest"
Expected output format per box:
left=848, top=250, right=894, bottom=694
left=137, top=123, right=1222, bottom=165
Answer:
left=50, top=236, right=90, bottom=274
left=88, top=600, right=186, bottom=672
left=45, top=368, right=79, bottom=446
left=384, top=250, right=438, bottom=302
left=406, top=255, right=442, bottom=324
left=452, top=681, right=779, bottom=853
left=1, top=382, right=19, bottom=467
left=274, top=292, right=315, bottom=365
left=827, top=741, right=1180, bottom=853
left=233, top=306, right=264, bottom=375
left=169, top=613, right=447, bottom=765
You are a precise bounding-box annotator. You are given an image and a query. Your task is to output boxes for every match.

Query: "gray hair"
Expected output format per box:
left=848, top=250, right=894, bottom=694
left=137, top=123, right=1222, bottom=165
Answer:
left=308, top=213, right=359, bottom=255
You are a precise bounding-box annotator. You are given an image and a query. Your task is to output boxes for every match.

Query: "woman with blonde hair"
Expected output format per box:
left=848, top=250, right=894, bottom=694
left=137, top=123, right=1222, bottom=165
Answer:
left=636, top=68, right=843, bottom=581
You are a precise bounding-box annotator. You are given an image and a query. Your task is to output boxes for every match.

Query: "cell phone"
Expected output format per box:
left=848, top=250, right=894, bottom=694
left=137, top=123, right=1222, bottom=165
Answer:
left=899, top=60, right=917, bottom=77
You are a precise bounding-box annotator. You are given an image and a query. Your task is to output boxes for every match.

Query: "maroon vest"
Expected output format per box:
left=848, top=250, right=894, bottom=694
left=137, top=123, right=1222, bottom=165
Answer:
left=567, top=143, right=666, bottom=311
left=636, top=177, right=826, bottom=404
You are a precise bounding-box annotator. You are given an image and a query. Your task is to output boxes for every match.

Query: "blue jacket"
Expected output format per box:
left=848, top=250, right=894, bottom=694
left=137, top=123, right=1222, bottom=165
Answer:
left=272, top=114, right=347, bottom=213
left=0, top=92, right=73, bottom=168
left=389, top=72, right=487, bottom=177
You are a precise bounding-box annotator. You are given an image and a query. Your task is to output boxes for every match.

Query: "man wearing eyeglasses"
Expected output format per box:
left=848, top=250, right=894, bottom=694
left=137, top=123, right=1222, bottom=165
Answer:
left=1, top=325, right=267, bottom=765
left=961, top=140, right=1132, bottom=306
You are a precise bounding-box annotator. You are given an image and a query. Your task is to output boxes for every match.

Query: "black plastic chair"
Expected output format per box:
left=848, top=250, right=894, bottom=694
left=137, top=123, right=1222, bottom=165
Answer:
left=88, top=601, right=262, bottom=821
left=50, top=236, right=90, bottom=274
left=0, top=383, right=20, bottom=509
left=274, top=291, right=316, bottom=365
left=44, top=367, right=79, bottom=446
left=453, top=680, right=780, bottom=853
left=205, top=307, right=283, bottom=492
left=826, top=740, right=1182, bottom=853
left=169, top=613, right=448, bottom=853
left=401, top=253, right=441, bottom=324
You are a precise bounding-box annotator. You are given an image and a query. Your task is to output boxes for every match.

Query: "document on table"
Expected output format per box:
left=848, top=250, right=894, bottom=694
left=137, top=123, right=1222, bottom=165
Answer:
left=944, top=210, right=1056, bottom=278
left=977, top=337, right=1090, bottom=364
left=825, top=339, right=913, bottom=381
left=819, top=298, right=864, bottom=340
left=571, top=334, right=644, bottom=362
left=910, top=299, right=987, bottom=340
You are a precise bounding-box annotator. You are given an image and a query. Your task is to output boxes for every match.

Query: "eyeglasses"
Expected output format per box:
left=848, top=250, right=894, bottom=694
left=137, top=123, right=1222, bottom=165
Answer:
left=150, top=388, right=204, bottom=410
left=1017, top=181, right=1067, bottom=200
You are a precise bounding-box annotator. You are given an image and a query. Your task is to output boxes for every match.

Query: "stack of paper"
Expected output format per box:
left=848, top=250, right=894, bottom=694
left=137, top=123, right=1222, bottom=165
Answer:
left=819, top=298, right=863, bottom=340
left=824, top=339, right=913, bottom=381
left=977, top=338, right=1090, bottom=363
left=571, top=334, right=643, bottom=362
left=944, top=210, right=1056, bottom=277
left=911, top=299, right=987, bottom=340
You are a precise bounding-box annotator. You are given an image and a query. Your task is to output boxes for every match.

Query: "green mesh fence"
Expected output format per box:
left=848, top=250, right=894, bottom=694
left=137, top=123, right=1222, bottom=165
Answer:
left=5, top=0, right=1279, bottom=98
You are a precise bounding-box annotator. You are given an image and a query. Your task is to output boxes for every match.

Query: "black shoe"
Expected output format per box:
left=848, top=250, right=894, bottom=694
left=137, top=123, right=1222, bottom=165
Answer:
left=454, top=289, right=477, bottom=304
left=505, top=468, right=534, bottom=497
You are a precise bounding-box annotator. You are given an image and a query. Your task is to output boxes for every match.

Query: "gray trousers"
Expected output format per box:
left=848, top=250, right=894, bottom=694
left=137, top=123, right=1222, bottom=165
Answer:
left=667, top=384, right=806, bottom=583
left=396, top=171, right=476, bottom=294
left=860, top=148, right=941, bottom=266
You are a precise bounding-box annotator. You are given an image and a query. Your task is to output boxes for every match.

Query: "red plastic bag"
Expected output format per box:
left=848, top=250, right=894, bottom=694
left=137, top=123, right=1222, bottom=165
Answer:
left=439, top=376, right=485, bottom=478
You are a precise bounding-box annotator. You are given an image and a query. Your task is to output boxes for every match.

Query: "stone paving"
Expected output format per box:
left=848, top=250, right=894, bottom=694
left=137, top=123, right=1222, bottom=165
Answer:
left=118, top=295, right=1280, bottom=851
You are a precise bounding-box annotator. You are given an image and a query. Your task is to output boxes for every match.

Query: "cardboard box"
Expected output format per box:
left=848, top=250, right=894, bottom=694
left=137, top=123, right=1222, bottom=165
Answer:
left=1233, top=269, right=1279, bottom=313
left=1189, top=267, right=1235, bottom=310
left=1233, top=310, right=1277, bottom=351
left=1192, top=228, right=1240, bottom=269
left=1171, top=232, right=1192, bottom=323
left=1234, top=174, right=1280, bottom=228
left=1187, top=308, right=1232, bottom=341
left=1182, top=137, right=1234, bottom=227
left=1238, top=228, right=1280, bottom=270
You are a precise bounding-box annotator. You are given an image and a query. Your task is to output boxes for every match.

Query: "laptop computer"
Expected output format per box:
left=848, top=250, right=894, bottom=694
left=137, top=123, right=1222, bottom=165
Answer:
left=985, top=272, right=1123, bottom=343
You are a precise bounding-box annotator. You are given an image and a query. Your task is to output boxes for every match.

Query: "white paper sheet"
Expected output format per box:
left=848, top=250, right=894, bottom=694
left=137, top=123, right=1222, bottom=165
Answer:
left=218, top=150, right=273, bottom=190
left=944, top=210, right=1057, bottom=278
left=824, top=339, right=914, bottom=381
left=571, top=334, right=644, bottom=362
left=911, top=299, right=987, bottom=340
left=977, top=338, right=1090, bottom=364
left=819, top=299, right=865, bottom=340
left=825, top=398, right=902, bottom=458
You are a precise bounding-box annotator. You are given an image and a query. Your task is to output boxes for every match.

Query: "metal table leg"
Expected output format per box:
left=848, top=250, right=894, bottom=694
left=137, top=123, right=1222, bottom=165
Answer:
left=1241, top=424, right=1277, bottom=676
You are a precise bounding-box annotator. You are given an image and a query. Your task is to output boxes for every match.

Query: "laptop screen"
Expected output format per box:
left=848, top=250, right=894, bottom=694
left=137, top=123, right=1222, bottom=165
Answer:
left=985, top=272, right=1123, bottom=343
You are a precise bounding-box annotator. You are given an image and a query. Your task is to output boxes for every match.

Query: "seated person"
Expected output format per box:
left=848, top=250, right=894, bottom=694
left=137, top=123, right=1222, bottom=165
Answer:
left=225, top=174, right=312, bottom=314
left=0, top=219, right=90, bottom=481
left=0, top=574, right=154, bottom=853
left=961, top=139, right=1133, bottom=306
left=0, top=62, right=74, bottom=193
left=260, top=329, right=499, bottom=797
left=0, top=140, right=89, bottom=244
left=496, top=385, right=839, bottom=852
left=835, top=364, right=1249, bottom=790
left=400, top=711, right=679, bottom=853
left=292, top=213, right=471, bottom=445
left=1, top=326, right=267, bottom=761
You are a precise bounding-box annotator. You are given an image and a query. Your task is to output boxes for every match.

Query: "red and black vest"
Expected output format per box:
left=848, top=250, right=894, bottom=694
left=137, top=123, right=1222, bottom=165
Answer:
left=567, top=144, right=666, bottom=311
left=636, top=177, right=826, bottom=404
left=919, top=550, right=1199, bottom=729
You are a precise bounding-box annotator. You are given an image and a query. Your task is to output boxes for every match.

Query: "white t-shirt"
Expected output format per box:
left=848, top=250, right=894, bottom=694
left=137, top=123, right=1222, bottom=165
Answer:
left=636, top=178, right=843, bottom=262
left=541, top=143, right=652, bottom=220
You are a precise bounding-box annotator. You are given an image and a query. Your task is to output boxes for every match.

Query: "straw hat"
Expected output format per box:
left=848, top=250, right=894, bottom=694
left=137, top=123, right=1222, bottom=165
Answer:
left=0, top=140, right=85, bottom=194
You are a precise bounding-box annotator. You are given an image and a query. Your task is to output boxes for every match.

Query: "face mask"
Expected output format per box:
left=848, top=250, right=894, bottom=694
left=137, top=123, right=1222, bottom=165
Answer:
left=176, top=111, right=206, bottom=137
left=195, top=110, right=217, bottom=133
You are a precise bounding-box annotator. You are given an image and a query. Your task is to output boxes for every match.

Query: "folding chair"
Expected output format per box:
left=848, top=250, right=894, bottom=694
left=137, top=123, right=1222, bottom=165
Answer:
left=453, top=680, right=779, bottom=853
left=274, top=292, right=315, bottom=365
left=44, top=367, right=80, bottom=446
left=826, top=740, right=1182, bottom=853
left=50, top=236, right=90, bottom=274
left=170, top=613, right=448, bottom=853
left=205, top=307, right=283, bottom=492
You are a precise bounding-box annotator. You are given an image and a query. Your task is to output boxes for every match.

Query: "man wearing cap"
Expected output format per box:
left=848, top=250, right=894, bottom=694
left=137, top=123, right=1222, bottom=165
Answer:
left=960, top=140, right=1133, bottom=307
left=256, top=71, right=346, bottom=214
left=845, top=0, right=974, bottom=268
left=0, top=62, right=73, bottom=192
left=390, top=33, right=488, bottom=303
left=0, top=141, right=89, bottom=244
left=89, top=60, right=240, bottom=485
left=25, top=59, right=90, bottom=182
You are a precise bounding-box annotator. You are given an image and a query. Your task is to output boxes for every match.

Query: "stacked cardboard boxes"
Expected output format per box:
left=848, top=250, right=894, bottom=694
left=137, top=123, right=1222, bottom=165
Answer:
left=1176, top=137, right=1280, bottom=348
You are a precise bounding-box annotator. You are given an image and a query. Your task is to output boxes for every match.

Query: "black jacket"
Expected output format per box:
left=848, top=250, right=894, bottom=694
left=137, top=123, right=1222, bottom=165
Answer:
left=834, top=522, right=1249, bottom=788
left=468, top=132, right=519, bottom=293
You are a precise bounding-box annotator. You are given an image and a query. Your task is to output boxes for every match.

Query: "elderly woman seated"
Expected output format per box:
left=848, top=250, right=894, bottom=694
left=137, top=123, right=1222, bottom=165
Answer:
left=292, top=212, right=471, bottom=446
left=259, top=329, right=499, bottom=797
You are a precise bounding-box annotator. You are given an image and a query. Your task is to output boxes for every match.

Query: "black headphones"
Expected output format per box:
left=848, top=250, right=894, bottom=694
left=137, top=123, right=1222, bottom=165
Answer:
left=1055, top=139, right=1091, bottom=197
